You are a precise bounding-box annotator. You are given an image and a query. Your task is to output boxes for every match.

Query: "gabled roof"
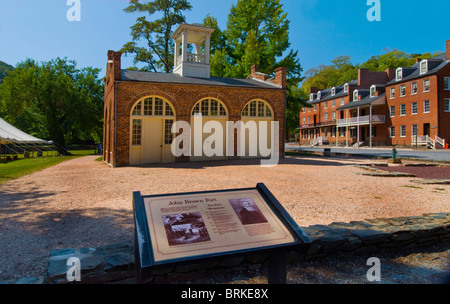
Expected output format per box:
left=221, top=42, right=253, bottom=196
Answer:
left=387, top=53, right=448, bottom=85
left=337, top=93, right=386, bottom=111
left=120, top=70, right=282, bottom=89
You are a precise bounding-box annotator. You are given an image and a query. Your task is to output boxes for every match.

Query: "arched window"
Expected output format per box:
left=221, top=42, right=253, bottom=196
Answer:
left=131, top=97, right=175, bottom=117
left=191, top=98, right=228, bottom=117
left=241, top=100, right=273, bottom=118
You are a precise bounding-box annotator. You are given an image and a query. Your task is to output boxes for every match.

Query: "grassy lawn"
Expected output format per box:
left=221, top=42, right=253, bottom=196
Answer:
left=0, top=150, right=97, bottom=185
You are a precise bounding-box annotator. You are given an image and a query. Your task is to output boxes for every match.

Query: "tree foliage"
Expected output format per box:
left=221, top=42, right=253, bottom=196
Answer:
left=204, top=0, right=305, bottom=138
left=121, top=0, right=192, bottom=73
left=0, top=58, right=104, bottom=146
left=0, top=60, right=14, bottom=84
left=301, top=49, right=439, bottom=95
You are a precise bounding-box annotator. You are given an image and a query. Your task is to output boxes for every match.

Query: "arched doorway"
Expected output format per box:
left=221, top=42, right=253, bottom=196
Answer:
left=190, top=98, right=229, bottom=161
left=241, top=100, right=274, bottom=158
left=130, top=96, right=176, bottom=165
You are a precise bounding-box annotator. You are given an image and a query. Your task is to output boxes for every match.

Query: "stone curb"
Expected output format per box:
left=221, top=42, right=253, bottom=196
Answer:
left=4, top=213, right=449, bottom=284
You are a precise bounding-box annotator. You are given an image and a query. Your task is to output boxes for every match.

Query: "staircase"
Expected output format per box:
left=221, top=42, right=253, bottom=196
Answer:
left=411, top=135, right=446, bottom=149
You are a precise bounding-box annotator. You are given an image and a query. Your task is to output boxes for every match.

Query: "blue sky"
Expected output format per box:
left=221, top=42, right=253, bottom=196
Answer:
left=0, top=0, right=448, bottom=79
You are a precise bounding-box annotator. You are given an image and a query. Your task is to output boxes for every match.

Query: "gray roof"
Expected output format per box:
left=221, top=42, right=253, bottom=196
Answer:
left=387, top=53, right=449, bottom=85
left=308, top=80, right=358, bottom=104
left=337, top=93, right=386, bottom=111
left=0, top=118, right=51, bottom=144
left=120, top=70, right=282, bottom=89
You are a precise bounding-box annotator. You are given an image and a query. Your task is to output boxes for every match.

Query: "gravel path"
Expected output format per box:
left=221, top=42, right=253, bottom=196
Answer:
left=0, top=155, right=449, bottom=281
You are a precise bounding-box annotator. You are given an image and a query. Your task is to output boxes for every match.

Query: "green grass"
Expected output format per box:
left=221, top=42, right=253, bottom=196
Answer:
left=0, top=150, right=96, bottom=185
left=402, top=185, right=423, bottom=189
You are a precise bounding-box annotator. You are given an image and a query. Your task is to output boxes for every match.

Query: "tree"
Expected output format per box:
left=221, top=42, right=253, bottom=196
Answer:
left=0, top=60, right=14, bottom=84
left=204, top=0, right=304, bottom=138
left=121, top=0, right=192, bottom=73
left=0, top=58, right=104, bottom=147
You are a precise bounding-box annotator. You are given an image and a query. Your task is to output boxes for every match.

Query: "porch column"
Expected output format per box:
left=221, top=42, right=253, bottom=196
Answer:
left=174, top=40, right=180, bottom=67
left=369, top=104, right=373, bottom=148
left=346, top=109, right=349, bottom=147
left=357, top=107, right=360, bottom=149
left=182, top=31, right=188, bottom=62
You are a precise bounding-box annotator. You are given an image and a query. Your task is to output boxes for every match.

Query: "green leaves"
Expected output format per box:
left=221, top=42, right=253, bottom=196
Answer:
left=121, top=0, right=192, bottom=73
left=0, top=58, right=104, bottom=146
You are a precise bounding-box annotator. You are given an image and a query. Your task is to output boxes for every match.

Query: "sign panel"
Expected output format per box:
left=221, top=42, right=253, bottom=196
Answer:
left=133, top=183, right=310, bottom=279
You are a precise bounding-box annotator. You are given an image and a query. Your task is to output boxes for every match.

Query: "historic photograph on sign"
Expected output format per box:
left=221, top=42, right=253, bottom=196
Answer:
left=162, top=213, right=211, bottom=246
left=229, top=198, right=268, bottom=225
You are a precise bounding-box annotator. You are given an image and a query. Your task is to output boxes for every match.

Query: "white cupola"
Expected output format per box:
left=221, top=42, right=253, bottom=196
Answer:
left=171, top=23, right=215, bottom=78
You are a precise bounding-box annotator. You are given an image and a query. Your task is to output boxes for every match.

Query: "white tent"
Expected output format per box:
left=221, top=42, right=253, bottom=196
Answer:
left=0, top=117, right=51, bottom=144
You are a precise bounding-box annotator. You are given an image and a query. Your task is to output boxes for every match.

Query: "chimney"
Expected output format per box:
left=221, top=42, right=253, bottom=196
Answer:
left=416, top=58, right=422, bottom=63
left=274, top=67, right=287, bottom=89
left=107, top=50, right=122, bottom=81
left=309, top=87, right=319, bottom=95
left=446, top=40, right=450, bottom=61
left=385, top=68, right=395, bottom=82
left=251, top=64, right=259, bottom=77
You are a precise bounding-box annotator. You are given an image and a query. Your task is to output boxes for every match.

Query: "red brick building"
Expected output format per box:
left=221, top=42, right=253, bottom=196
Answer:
left=299, top=40, right=450, bottom=149
left=103, top=24, right=287, bottom=167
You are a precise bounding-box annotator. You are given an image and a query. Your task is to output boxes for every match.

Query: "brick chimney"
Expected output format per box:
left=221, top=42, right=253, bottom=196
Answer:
left=385, top=68, right=395, bottom=82
left=273, top=67, right=287, bottom=89
left=358, top=68, right=388, bottom=88
left=446, top=40, right=450, bottom=61
left=309, top=87, right=319, bottom=95
left=249, top=64, right=270, bottom=82
left=107, top=50, right=122, bottom=81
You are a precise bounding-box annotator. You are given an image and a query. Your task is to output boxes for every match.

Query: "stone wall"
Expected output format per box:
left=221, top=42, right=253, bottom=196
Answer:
left=38, top=213, right=450, bottom=284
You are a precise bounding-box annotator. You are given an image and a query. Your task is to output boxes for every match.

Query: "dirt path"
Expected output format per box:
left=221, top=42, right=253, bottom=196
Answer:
left=0, top=155, right=448, bottom=281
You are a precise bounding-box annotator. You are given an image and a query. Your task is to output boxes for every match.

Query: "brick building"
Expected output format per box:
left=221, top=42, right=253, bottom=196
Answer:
left=103, top=23, right=287, bottom=167
left=299, top=40, right=450, bottom=149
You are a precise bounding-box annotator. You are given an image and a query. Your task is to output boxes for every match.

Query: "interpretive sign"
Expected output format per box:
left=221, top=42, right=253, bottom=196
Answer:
left=133, top=183, right=310, bottom=282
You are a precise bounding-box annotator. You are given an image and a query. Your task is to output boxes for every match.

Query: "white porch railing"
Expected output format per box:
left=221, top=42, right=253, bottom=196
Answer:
left=337, top=115, right=385, bottom=127
left=310, top=136, right=329, bottom=147
left=411, top=135, right=446, bottom=149
left=175, top=53, right=207, bottom=67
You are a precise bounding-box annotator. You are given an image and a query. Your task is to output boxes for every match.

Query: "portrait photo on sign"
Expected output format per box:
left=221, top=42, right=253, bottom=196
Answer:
left=162, top=213, right=211, bottom=246
left=229, top=198, right=268, bottom=226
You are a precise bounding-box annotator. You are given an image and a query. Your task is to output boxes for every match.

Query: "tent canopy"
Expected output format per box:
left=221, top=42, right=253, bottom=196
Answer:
left=0, top=118, right=52, bottom=144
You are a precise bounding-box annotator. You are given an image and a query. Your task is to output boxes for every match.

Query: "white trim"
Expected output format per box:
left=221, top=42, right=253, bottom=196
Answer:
left=444, top=98, right=450, bottom=112
left=396, top=68, right=403, bottom=81
left=420, top=59, right=428, bottom=75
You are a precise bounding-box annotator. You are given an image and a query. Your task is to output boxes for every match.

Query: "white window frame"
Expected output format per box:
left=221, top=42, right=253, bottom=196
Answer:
left=390, top=106, right=395, bottom=117
left=314, top=104, right=317, bottom=111
left=420, top=60, right=428, bottom=75
left=423, top=79, right=430, bottom=92
left=411, top=124, right=418, bottom=137
left=332, top=99, right=336, bottom=107
left=400, top=125, right=406, bottom=138
left=390, top=126, right=395, bottom=138
left=331, top=87, right=336, bottom=96
left=390, top=87, right=395, bottom=99
left=332, top=111, right=336, bottom=121
left=400, top=85, right=406, bottom=97
left=344, top=83, right=349, bottom=93
left=340, top=97, right=345, bottom=105
left=444, top=99, right=450, bottom=112
left=317, top=91, right=321, bottom=100
left=400, top=104, right=406, bottom=116
left=324, top=113, right=328, bottom=122
left=423, top=100, right=430, bottom=113
left=310, top=94, right=314, bottom=101
left=411, top=82, right=418, bottom=95
left=444, top=77, right=450, bottom=91
left=411, top=102, right=418, bottom=115
left=396, top=68, right=403, bottom=81
left=370, top=85, right=376, bottom=98
left=353, top=90, right=358, bottom=101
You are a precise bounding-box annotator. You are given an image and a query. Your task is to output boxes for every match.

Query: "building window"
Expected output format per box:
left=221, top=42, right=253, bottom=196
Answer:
left=132, top=119, right=142, bottom=146
left=400, top=85, right=406, bottom=97
left=423, top=100, right=430, bottom=113
left=423, top=79, right=430, bottom=92
left=242, top=100, right=272, bottom=118
left=370, top=85, right=376, bottom=98
left=132, top=101, right=142, bottom=116
left=411, top=82, right=418, bottom=95
left=411, top=124, right=418, bottom=137
left=444, top=99, right=450, bottom=112
left=331, top=87, right=336, bottom=96
left=390, top=106, right=395, bottom=117
left=308, top=116, right=311, bottom=124
left=132, top=97, right=175, bottom=118
left=164, top=120, right=174, bottom=145
left=332, top=127, right=336, bottom=137
left=310, top=94, right=314, bottom=101
left=194, top=98, right=228, bottom=117
left=314, top=104, right=317, bottom=111
left=324, top=101, right=328, bottom=109
left=420, top=60, right=428, bottom=75
left=339, top=127, right=345, bottom=137
left=400, top=125, right=406, bottom=137
left=411, top=102, right=418, bottom=115
left=317, top=91, right=321, bottom=100
left=396, top=68, right=402, bottom=81
left=445, top=77, right=450, bottom=90
left=340, top=98, right=345, bottom=105
left=344, top=83, right=348, bottom=93
left=400, top=104, right=406, bottom=116
left=390, top=126, right=395, bottom=138
left=154, top=98, right=164, bottom=116
left=302, top=117, right=306, bottom=125
left=390, top=87, right=395, bottom=99
left=353, top=90, right=358, bottom=101
left=332, top=99, right=336, bottom=107
left=332, top=111, right=336, bottom=121
left=144, top=98, right=152, bottom=116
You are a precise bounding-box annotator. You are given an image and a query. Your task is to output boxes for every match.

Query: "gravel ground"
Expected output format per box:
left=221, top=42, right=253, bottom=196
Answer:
left=0, top=155, right=449, bottom=282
